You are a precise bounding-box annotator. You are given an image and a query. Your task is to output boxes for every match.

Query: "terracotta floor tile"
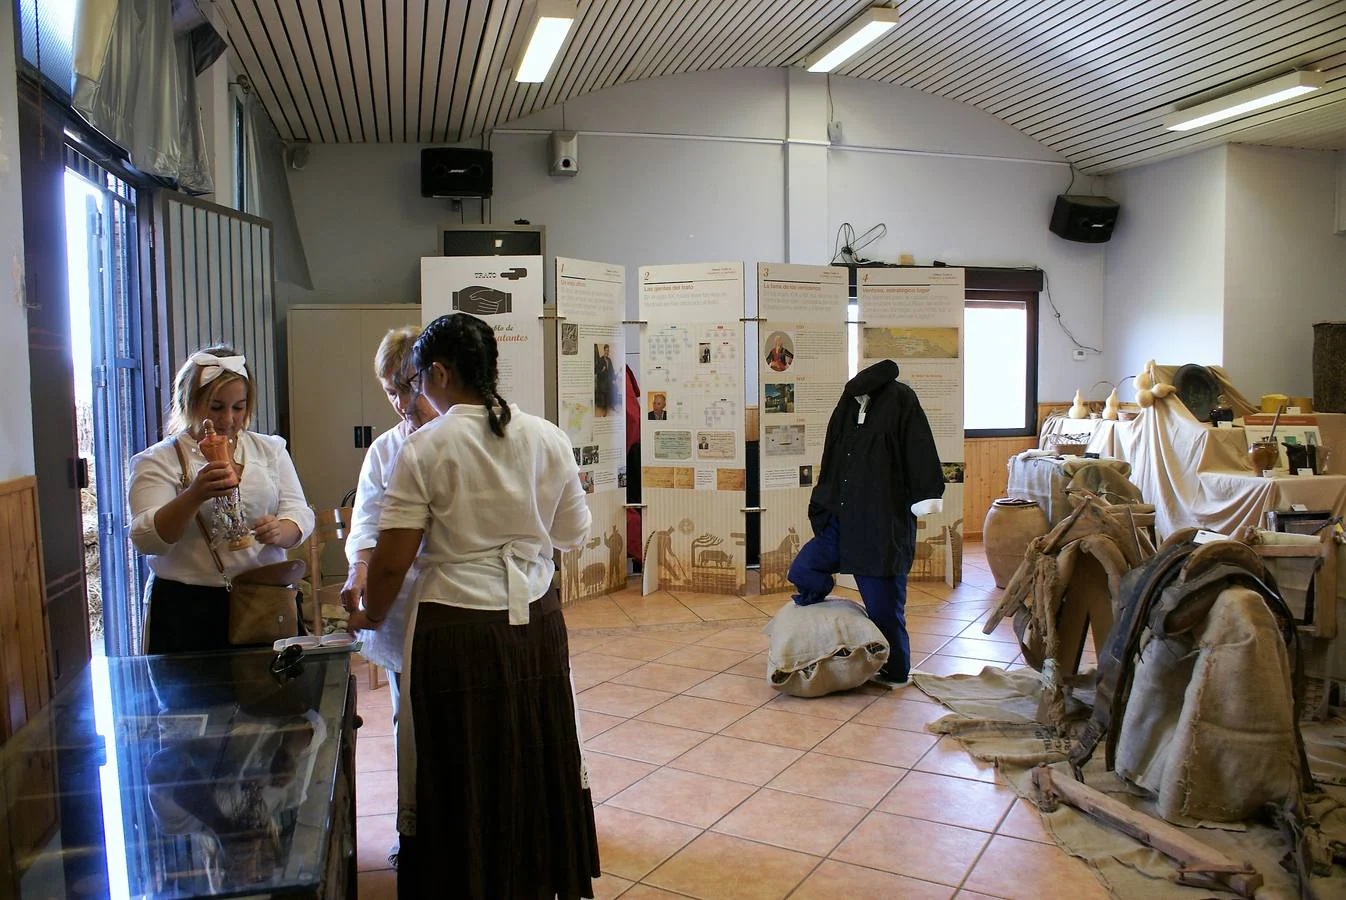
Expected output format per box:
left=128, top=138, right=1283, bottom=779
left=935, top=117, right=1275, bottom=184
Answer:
left=921, top=655, right=999, bottom=677
left=964, top=618, right=1019, bottom=642
left=854, top=698, right=949, bottom=733
left=355, top=813, right=397, bottom=872
left=877, top=770, right=1015, bottom=832
left=593, top=805, right=701, bottom=881
left=684, top=672, right=780, bottom=707
left=355, top=769, right=398, bottom=817
left=937, top=638, right=1020, bottom=664
left=674, top=591, right=751, bottom=606
left=612, top=661, right=716, bottom=694
left=889, top=682, right=944, bottom=705
left=607, top=767, right=757, bottom=828
left=358, top=703, right=394, bottom=737
left=578, top=709, right=627, bottom=739
left=767, top=752, right=906, bottom=808
left=585, top=719, right=710, bottom=765
left=618, top=886, right=689, bottom=899
left=906, top=616, right=969, bottom=637
left=696, top=626, right=769, bottom=652
left=721, top=708, right=842, bottom=750
left=644, top=831, right=819, bottom=900
left=564, top=606, right=636, bottom=630
left=954, top=892, right=1005, bottom=900
left=712, top=788, right=865, bottom=856
left=963, top=835, right=1110, bottom=900
left=832, top=810, right=989, bottom=886
left=747, top=597, right=791, bottom=616
left=688, top=599, right=768, bottom=621
left=763, top=689, right=879, bottom=721
left=568, top=634, right=614, bottom=654
left=909, top=631, right=954, bottom=654
left=655, top=644, right=755, bottom=672
left=585, top=750, right=658, bottom=803
left=790, top=860, right=954, bottom=900
left=578, top=682, right=677, bottom=717
left=570, top=652, right=645, bottom=684
left=814, top=721, right=939, bottom=769
left=637, top=695, right=756, bottom=732
left=591, top=873, right=633, bottom=900
left=932, top=604, right=993, bottom=623
left=727, top=651, right=769, bottom=677
left=914, top=737, right=1002, bottom=784
left=357, top=734, right=396, bottom=772
left=998, top=798, right=1054, bottom=844
left=594, top=635, right=685, bottom=662
left=615, top=596, right=704, bottom=626
left=356, top=868, right=397, bottom=900
left=669, top=735, right=804, bottom=786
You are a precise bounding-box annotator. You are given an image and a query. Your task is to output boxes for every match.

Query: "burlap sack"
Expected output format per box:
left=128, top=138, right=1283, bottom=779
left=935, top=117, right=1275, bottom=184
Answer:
left=1115, top=586, right=1300, bottom=824
left=765, top=599, right=889, bottom=698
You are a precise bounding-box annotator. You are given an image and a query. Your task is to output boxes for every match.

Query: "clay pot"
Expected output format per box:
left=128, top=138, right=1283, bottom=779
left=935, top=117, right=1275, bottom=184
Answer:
left=1248, top=441, right=1279, bottom=476
left=983, top=499, right=1050, bottom=589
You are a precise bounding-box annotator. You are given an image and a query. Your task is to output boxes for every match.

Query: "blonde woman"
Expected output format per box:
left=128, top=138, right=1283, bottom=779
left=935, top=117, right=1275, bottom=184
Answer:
left=129, top=347, right=314, bottom=653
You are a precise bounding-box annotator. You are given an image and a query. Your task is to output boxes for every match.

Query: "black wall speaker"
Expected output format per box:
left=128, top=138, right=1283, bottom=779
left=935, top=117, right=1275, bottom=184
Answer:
left=1049, top=194, right=1120, bottom=243
left=421, top=148, right=493, bottom=199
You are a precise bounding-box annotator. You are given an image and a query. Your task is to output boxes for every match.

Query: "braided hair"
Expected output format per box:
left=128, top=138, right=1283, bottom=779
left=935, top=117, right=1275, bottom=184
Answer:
left=413, top=313, right=512, bottom=437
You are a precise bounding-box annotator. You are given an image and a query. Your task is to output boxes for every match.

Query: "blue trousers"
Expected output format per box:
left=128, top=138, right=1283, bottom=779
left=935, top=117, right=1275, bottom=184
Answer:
left=788, top=517, right=910, bottom=681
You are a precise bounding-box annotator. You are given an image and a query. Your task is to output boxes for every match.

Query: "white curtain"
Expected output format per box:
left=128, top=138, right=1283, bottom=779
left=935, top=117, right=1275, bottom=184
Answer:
left=72, top=0, right=217, bottom=193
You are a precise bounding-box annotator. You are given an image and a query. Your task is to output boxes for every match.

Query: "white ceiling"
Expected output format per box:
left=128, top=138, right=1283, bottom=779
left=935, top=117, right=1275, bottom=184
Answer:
left=217, top=0, right=1346, bottom=173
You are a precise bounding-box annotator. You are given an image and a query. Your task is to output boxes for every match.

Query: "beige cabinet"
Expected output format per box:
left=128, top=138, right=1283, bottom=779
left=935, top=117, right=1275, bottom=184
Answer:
left=288, top=305, right=422, bottom=509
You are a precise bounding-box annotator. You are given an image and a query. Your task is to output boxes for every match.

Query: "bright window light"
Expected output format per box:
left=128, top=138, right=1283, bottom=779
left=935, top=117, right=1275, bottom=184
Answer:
left=515, top=4, right=577, bottom=83
left=806, top=8, right=900, bottom=74
left=964, top=304, right=1027, bottom=431
left=1164, top=71, right=1326, bottom=132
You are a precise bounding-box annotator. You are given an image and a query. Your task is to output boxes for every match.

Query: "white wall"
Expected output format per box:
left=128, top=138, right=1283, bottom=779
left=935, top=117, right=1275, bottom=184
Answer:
left=283, top=68, right=1102, bottom=401
left=0, top=0, right=34, bottom=480
left=1223, top=145, right=1346, bottom=398
left=1102, top=147, right=1228, bottom=385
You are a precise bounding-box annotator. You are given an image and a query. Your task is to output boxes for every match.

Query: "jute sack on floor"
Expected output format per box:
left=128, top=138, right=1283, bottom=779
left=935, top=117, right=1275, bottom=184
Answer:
left=1115, top=585, right=1301, bottom=825
left=765, top=598, right=888, bottom=698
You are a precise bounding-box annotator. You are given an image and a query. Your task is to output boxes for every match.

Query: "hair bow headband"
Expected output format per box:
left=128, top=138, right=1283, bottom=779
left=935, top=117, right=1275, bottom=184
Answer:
left=190, top=352, right=248, bottom=386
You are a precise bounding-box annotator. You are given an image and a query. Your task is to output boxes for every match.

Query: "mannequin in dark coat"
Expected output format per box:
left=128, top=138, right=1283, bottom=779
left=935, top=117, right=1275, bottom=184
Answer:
left=787, top=359, right=945, bottom=684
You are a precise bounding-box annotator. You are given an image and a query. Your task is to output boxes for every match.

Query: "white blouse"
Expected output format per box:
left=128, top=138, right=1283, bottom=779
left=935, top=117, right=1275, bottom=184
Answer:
left=346, top=422, right=413, bottom=672
left=379, top=404, right=590, bottom=625
left=129, top=431, right=315, bottom=585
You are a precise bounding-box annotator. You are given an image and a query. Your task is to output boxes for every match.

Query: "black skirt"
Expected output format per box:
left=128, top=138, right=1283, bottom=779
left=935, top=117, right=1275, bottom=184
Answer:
left=144, top=576, right=304, bottom=655
left=398, top=590, right=600, bottom=900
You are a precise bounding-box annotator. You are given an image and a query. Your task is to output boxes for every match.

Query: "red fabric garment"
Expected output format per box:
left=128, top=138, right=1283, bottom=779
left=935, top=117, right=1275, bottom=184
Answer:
left=625, top=367, right=642, bottom=563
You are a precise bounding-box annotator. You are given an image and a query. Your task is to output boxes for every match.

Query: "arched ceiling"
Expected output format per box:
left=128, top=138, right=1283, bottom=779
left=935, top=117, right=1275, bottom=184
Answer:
left=218, top=0, right=1346, bottom=173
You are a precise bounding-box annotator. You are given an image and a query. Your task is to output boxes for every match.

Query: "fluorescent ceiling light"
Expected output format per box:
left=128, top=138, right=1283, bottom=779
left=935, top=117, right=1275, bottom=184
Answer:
left=515, top=0, right=578, bottom=83
left=806, top=7, right=900, bottom=74
left=1164, top=71, right=1327, bottom=132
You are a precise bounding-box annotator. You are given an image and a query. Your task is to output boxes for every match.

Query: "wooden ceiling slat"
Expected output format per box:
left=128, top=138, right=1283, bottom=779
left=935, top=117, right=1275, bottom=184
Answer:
left=222, top=0, right=1346, bottom=171
left=256, top=0, right=331, bottom=141
left=226, top=0, right=314, bottom=141
left=416, top=0, right=450, bottom=142
left=293, top=0, right=352, bottom=142
left=427, top=2, right=469, bottom=142
left=995, top=0, right=1325, bottom=129
left=1047, top=27, right=1346, bottom=154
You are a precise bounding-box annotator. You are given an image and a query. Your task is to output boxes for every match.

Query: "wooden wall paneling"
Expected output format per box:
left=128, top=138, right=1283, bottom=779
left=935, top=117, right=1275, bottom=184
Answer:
left=0, top=477, right=52, bottom=743
left=963, top=436, right=1038, bottom=541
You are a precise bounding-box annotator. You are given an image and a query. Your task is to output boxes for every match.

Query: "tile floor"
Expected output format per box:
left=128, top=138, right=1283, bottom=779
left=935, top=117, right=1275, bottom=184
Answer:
left=352, top=543, right=1105, bottom=899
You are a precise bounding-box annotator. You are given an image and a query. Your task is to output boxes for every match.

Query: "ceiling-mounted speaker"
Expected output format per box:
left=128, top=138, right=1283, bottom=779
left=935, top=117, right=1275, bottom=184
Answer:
left=421, top=147, right=493, bottom=198
left=549, top=131, right=578, bottom=176
left=1049, top=194, right=1120, bottom=243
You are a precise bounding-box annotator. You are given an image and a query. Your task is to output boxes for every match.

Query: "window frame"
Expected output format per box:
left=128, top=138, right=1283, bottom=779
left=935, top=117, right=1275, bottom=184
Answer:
left=964, top=289, right=1039, bottom=439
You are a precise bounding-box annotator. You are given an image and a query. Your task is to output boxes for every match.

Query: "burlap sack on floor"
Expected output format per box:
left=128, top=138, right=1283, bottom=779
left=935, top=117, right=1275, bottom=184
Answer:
left=765, top=598, right=888, bottom=698
left=1115, top=586, right=1301, bottom=825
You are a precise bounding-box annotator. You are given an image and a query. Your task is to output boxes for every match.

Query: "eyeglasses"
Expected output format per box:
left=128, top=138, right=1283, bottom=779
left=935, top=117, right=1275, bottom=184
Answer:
left=410, top=365, right=431, bottom=395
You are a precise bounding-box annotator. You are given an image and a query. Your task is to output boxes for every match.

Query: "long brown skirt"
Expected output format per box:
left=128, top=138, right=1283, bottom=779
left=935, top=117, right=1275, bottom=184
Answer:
left=397, top=590, right=600, bottom=900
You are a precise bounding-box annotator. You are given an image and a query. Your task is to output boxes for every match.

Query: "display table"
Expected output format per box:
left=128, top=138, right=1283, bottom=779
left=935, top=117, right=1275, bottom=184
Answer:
left=1006, top=455, right=1136, bottom=525
left=0, top=650, right=357, bottom=899
left=1038, top=404, right=1346, bottom=536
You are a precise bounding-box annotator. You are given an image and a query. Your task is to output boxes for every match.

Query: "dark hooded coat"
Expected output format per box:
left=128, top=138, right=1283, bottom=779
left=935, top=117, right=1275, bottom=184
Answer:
left=807, top=360, right=945, bottom=577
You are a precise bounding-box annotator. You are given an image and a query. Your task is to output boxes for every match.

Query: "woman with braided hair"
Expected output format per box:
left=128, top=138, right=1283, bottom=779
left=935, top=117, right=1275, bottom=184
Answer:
left=348, top=312, right=598, bottom=899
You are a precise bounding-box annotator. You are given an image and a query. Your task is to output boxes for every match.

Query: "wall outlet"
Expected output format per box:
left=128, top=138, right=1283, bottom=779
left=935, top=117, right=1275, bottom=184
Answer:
left=1072, top=349, right=1087, bottom=361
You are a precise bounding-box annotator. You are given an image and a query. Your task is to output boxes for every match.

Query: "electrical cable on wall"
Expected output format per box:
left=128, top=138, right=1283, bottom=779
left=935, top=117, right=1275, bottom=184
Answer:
left=1042, top=270, right=1101, bottom=353
left=831, top=222, right=886, bottom=265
